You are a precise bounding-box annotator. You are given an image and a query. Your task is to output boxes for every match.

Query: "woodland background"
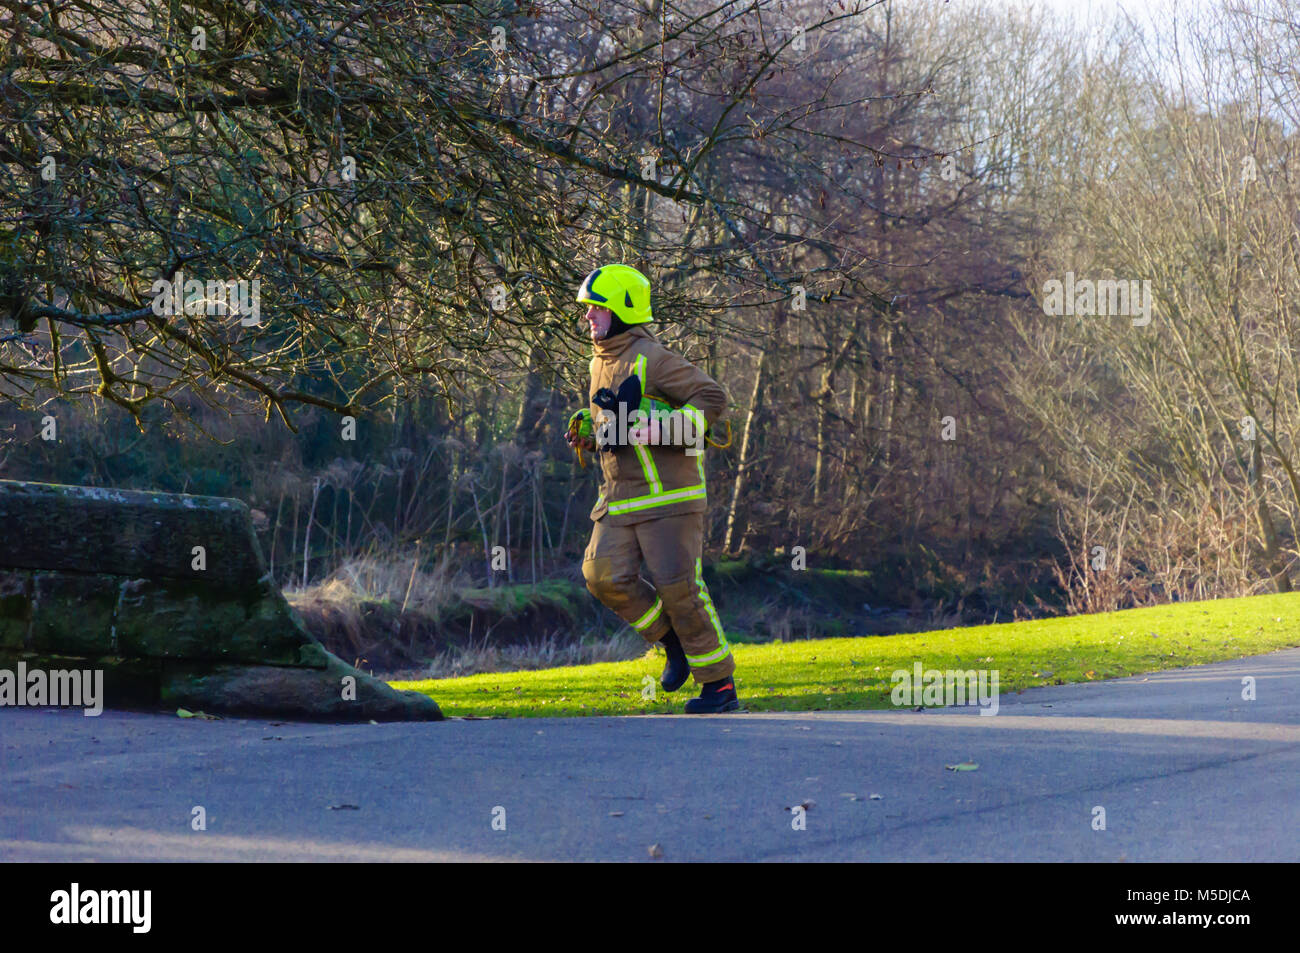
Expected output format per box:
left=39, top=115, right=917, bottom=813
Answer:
left=3, top=0, right=1299, bottom=673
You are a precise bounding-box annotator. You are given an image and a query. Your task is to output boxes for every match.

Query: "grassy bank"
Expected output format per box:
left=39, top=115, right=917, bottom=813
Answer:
left=392, top=590, right=1300, bottom=717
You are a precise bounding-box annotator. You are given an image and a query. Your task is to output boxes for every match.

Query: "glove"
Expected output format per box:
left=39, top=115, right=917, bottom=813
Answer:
left=591, top=374, right=643, bottom=451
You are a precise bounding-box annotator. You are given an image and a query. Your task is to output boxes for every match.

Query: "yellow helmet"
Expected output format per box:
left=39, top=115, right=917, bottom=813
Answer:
left=575, top=264, right=653, bottom=325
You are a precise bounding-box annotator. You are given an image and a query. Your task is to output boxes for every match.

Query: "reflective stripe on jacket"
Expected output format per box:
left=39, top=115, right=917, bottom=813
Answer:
left=588, top=325, right=728, bottom=525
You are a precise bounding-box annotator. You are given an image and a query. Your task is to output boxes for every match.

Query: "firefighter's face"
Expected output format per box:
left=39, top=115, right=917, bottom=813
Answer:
left=585, top=304, right=613, bottom=340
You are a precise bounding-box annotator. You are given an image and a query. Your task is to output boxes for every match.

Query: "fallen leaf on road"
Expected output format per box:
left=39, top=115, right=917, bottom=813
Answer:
left=176, top=708, right=220, bottom=720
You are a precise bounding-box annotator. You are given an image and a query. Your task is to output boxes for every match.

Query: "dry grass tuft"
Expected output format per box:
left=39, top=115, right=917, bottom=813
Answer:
left=386, top=629, right=648, bottom=680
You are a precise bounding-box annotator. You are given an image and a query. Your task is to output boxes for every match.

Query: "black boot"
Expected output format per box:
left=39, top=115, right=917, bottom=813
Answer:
left=684, top=674, right=739, bottom=714
left=659, top=629, right=690, bottom=693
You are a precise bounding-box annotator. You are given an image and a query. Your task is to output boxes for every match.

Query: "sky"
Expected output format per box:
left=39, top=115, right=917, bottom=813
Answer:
left=942, top=0, right=1230, bottom=91
left=946, top=0, right=1219, bottom=26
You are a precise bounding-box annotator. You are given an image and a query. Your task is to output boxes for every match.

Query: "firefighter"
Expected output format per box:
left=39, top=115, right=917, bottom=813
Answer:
left=565, top=263, right=738, bottom=713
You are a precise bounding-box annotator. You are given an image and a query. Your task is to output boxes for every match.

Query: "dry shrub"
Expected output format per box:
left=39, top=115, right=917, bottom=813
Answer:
left=389, top=629, right=646, bottom=680
left=1053, top=481, right=1266, bottom=615
left=289, top=578, right=371, bottom=661
left=289, top=552, right=469, bottom=612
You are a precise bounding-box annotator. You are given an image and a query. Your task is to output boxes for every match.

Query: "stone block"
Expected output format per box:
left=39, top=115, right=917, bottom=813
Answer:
left=115, top=579, right=307, bottom=665
left=0, top=571, right=32, bottom=649
left=29, top=573, right=119, bottom=656
left=0, top=480, right=266, bottom=591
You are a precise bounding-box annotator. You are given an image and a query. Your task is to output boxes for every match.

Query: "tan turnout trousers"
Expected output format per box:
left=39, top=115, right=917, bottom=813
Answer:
left=582, top=511, right=734, bottom=684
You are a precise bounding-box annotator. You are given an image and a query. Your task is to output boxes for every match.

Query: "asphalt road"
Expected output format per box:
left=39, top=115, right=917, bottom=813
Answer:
left=2, top=649, right=1298, bottom=862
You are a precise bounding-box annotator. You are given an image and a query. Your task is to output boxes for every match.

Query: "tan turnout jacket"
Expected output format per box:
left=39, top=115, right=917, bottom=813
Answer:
left=588, top=325, right=727, bottom=525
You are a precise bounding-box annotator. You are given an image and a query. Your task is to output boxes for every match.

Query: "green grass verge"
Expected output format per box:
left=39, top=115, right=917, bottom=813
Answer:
left=452, top=578, right=585, bottom=617
left=390, top=591, right=1300, bottom=718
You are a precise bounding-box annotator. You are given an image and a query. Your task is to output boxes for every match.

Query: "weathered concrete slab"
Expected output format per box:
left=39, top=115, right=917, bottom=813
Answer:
left=160, top=653, right=441, bottom=721
left=0, top=479, right=442, bottom=721
left=0, top=571, right=29, bottom=650
left=115, top=578, right=307, bottom=665
left=30, top=572, right=120, bottom=656
left=0, top=480, right=265, bottom=590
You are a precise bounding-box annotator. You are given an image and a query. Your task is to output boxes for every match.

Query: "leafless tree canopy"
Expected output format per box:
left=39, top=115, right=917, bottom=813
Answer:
left=6, top=0, right=1300, bottom=617
left=1, top=0, right=918, bottom=420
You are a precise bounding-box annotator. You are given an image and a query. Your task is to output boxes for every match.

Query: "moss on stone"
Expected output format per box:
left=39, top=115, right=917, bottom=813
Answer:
left=29, top=573, right=119, bottom=656
left=296, top=641, right=330, bottom=668
left=115, top=578, right=305, bottom=664
left=159, top=650, right=442, bottom=721
left=0, top=571, right=31, bottom=650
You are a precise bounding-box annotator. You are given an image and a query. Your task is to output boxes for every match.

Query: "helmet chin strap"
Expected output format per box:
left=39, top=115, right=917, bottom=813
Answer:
left=602, top=312, right=633, bottom=338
